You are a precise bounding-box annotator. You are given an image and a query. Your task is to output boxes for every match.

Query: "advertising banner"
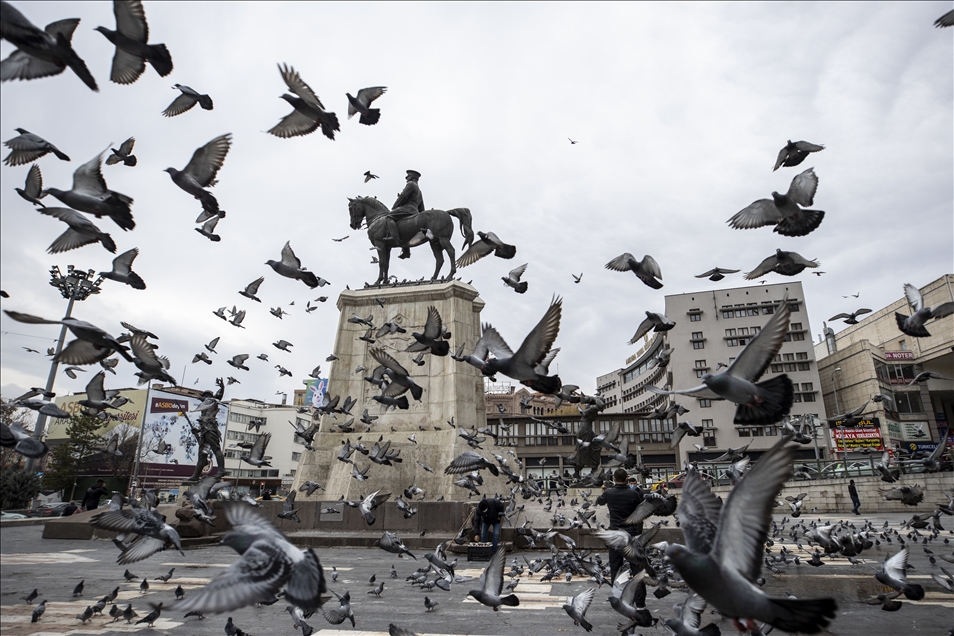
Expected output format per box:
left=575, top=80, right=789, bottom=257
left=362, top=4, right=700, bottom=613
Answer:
left=832, top=426, right=884, bottom=451
left=136, top=388, right=228, bottom=488
left=884, top=351, right=915, bottom=360
left=48, top=389, right=148, bottom=440
left=304, top=378, right=328, bottom=409
left=884, top=419, right=930, bottom=442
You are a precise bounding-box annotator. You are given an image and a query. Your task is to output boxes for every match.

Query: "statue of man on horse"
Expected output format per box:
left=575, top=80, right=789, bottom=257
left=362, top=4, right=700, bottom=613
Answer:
left=348, top=170, right=474, bottom=286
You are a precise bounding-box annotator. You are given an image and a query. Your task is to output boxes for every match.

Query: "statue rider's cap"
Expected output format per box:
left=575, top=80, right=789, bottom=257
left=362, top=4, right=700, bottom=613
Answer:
left=406, top=170, right=421, bottom=180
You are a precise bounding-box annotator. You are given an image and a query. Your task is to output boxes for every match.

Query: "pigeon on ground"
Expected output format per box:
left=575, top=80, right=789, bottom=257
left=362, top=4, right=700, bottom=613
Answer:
left=456, top=231, right=516, bottom=267
left=666, top=439, right=837, bottom=633
left=629, top=311, right=675, bottom=344
left=270, top=64, right=339, bottom=140
left=829, top=308, right=872, bottom=325
left=121, top=604, right=138, bottom=623
left=464, top=296, right=562, bottom=394
left=860, top=590, right=902, bottom=612
left=135, top=602, right=162, bottom=626
left=605, top=253, right=663, bottom=289
left=0, top=3, right=97, bottom=90
left=38, top=207, right=116, bottom=254
left=30, top=599, right=46, bottom=622
left=94, top=1, right=172, bottom=84
left=163, top=83, right=212, bottom=116
left=876, top=548, right=924, bottom=600
left=773, top=140, right=824, bottom=171
left=90, top=507, right=183, bottom=564
left=563, top=587, right=595, bottom=631
left=467, top=548, right=519, bottom=611
left=368, top=581, right=385, bottom=597
left=155, top=567, right=175, bottom=582
left=99, top=247, right=146, bottom=289
left=364, top=171, right=379, bottom=182
left=43, top=151, right=134, bottom=230
left=123, top=569, right=137, bottom=582
left=4, top=311, right=134, bottom=364
left=728, top=168, right=824, bottom=237
left=165, top=134, right=231, bottom=217
left=695, top=267, right=740, bottom=282
left=72, top=580, right=84, bottom=596
left=895, top=282, right=954, bottom=338
left=175, top=585, right=184, bottom=600
left=15, top=163, right=46, bottom=206
left=744, top=249, right=819, bottom=279
left=267, top=241, right=322, bottom=288
left=105, top=137, right=137, bottom=166
left=178, top=502, right=326, bottom=613
left=502, top=263, right=529, bottom=293
left=346, top=86, right=387, bottom=125
left=4, top=129, right=69, bottom=166
left=424, top=596, right=439, bottom=611
left=21, top=588, right=39, bottom=604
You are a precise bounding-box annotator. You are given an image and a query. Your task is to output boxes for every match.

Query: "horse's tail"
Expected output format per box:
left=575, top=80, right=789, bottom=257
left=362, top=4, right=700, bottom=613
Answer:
left=446, top=208, right=474, bottom=250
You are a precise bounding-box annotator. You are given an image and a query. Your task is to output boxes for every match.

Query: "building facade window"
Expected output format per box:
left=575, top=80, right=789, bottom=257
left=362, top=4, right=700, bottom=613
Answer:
left=725, top=329, right=736, bottom=337
left=727, top=339, right=738, bottom=347
left=690, top=313, right=701, bottom=322
left=699, top=399, right=711, bottom=408
left=291, top=452, right=301, bottom=462
left=695, top=360, right=707, bottom=368
left=894, top=391, right=923, bottom=413
left=691, top=332, right=703, bottom=339
left=801, top=382, right=813, bottom=391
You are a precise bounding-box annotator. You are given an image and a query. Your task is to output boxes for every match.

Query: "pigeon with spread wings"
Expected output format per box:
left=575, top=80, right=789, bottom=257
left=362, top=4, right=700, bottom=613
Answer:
left=270, top=64, right=340, bottom=140
left=744, top=249, right=819, bottom=280
left=347, top=86, right=387, bottom=125
left=165, top=134, right=231, bottom=218
left=43, top=150, right=134, bottom=230
left=94, top=1, right=172, bottom=84
left=605, top=253, right=663, bottom=289
left=267, top=241, right=322, bottom=288
left=895, top=282, right=954, bottom=338
left=456, top=231, right=516, bottom=267
left=100, top=248, right=146, bottom=289
left=728, top=168, right=824, bottom=237
left=647, top=295, right=794, bottom=425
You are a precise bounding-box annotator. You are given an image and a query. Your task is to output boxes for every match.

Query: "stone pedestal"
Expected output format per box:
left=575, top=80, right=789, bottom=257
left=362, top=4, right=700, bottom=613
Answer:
left=292, top=280, right=490, bottom=503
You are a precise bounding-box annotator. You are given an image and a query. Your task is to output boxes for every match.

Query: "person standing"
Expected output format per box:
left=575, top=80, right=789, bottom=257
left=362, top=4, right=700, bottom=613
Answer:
left=477, top=497, right=506, bottom=553
left=848, top=479, right=861, bottom=515
left=596, top=468, right=645, bottom=583
left=82, top=480, right=110, bottom=511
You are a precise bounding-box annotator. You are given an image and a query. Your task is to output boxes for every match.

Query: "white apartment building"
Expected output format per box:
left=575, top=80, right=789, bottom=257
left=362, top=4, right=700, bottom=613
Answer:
left=223, top=398, right=307, bottom=496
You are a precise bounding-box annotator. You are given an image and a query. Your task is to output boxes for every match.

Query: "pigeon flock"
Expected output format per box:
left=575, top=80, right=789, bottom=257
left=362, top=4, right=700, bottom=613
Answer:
left=2, top=3, right=953, bottom=636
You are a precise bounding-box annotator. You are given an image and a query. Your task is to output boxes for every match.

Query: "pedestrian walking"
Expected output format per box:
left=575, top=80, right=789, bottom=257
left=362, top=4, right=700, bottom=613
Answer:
left=848, top=479, right=861, bottom=515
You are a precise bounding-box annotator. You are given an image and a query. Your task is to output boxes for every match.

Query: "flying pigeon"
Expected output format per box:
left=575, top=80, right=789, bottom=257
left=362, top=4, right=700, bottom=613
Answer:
left=829, top=308, right=872, bottom=325
left=4, top=129, right=69, bottom=166
left=347, top=86, right=387, bottom=125
left=456, top=231, right=516, bottom=267
left=165, top=133, right=231, bottom=217
left=406, top=305, right=450, bottom=356
left=227, top=354, right=250, bottom=371
left=94, top=1, right=172, bottom=84
left=43, top=150, right=134, bottom=230
left=229, top=310, right=246, bottom=328
left=465, top=296, right=563, bottom=394
left=364, top=171, right=379, bottom=182
left=773, top=140, right=824, bottom=171
left=695, top=267, right=740, bottom=282
left=15, top=163, right=46, bottom=206
left=876, top=548, right=924, bottom=600
left=195, top=215, right=221, bottom=241
left=467, top=548, right=519, bottom=610
left=744, top=249, right=819, bottom=279
left=370, top=348, right=424, bottom=401
left=239, top=276, right=264, bottom=302
left=0, top=3, right=98, bottom=90
left=628, top=311, right=675, bottom=344
left=273, top=340, right=293, bottom=352
left=2, top=420, right=48, bottom=458
left=666, top=440, right=836, bottom=633
left=502, top=263, right=529, bottom=293
left=129, top=335, right=176, bottom=385
left=105, top=137, right=137, bottom=166
left=90, top=507, right=183, bottom=564
left=322, top=590, right=354, bottom=626
left=278, top=490, right=301, bottom=523
left=4, top=310, right=133, bottom=364
left=267, top=241, right=322, bottom=288
left=162, top=83, right=212, bottom=116
left=270, top=64, right=339, bottom=140
left=895, top=282, right=954, bottom=338
left=38, top=207, right=116, bottom=254
left=242, top=433, right=271, bottom=467
left=563, top=587, right=595, bottom=632
left=605, top=253, right=663, bottom=289
left=728, top=168, right=824, bottom=236
left=648, top=294, right=794, bottom=425
left=204, top=337, right=219, bottom=354
left=99, top=247, right=146, bottom=289
left=359, top=491, right=391, bottom=525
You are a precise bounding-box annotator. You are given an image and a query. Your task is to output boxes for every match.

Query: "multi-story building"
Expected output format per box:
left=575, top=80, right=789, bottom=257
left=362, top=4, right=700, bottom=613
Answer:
left=223, top=398, right=306, bottom=496
left=663, top=280, right=828, bottom=465
left=814, top=274, right=954, bottom=458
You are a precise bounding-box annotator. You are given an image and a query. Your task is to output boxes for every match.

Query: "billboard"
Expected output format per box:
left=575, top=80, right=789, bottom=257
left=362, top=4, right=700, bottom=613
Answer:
left=48, top=389, right=148, bottom=440
left=831, top=426, right=884, bottom=451
left=885, top=419, right=929, bottom=442
left=304, top=378, right=328, bottom=409
left=136, top=388, right=228, bottom=488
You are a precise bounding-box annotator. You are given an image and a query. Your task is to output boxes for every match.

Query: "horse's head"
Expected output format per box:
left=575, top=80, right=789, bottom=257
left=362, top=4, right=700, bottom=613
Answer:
left=348, top=197, right=363, bottom=230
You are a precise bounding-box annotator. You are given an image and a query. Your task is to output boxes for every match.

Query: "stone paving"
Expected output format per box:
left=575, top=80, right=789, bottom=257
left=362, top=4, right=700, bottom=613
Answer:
left=2, top=512, right=952, bottom=636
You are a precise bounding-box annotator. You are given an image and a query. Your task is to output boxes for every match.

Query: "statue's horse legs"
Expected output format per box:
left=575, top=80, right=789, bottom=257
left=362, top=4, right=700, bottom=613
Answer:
left=376, top=246, right=391, bottom=285
left=431, top=237, right=456, bottom=281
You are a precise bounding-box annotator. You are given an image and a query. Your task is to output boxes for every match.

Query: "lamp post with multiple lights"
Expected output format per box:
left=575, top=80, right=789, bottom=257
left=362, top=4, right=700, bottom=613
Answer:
left=24, top=265, right=105, bottom=474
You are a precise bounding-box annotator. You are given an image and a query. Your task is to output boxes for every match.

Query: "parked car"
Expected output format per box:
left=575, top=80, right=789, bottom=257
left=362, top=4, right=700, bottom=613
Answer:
left=819, top=462, right=878, bottom=478
left=1, top=511, right=27, bottom=520
left=35, top=502, right=71, bottom=517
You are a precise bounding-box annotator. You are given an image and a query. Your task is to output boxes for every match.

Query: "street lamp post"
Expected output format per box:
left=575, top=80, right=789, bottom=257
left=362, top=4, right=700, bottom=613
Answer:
left=24, top=265, right=104, bottom=474
left=830, top=367, right=842, bottom=461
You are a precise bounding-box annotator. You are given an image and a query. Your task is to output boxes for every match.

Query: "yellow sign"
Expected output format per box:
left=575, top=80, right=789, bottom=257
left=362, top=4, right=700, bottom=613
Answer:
left=47, top=389, right=148, bottom=440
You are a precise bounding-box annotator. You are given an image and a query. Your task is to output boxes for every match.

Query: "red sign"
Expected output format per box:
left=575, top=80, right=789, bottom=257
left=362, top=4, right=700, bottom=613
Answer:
left=150, top=397, right=190, bottom=413
left=884, top=351, right=915, bottom=360
left=833, top=427, right=884, bottom=451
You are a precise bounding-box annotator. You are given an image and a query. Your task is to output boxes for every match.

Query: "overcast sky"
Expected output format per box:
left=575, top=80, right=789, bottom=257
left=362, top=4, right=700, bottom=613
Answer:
left=1, top=2, right=951, bottom=405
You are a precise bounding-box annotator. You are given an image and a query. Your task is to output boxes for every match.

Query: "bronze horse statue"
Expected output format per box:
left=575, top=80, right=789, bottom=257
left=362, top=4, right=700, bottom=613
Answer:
left=348, top=196, right=474, bottom=285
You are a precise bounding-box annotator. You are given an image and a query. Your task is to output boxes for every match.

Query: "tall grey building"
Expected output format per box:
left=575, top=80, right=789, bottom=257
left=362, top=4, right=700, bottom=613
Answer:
left=664, top=280, right=828, bottom=465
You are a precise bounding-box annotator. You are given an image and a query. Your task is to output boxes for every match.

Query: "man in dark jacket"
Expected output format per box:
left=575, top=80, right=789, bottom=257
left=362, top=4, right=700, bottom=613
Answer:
left=82, top=480, right=110, bottom=511
left=62, top=501, right=79, bottom=516
left=848, top=479, right=860, bottom=515
left=596, top=468, right=644, bottom=582
left=477, top=497, right=506, bottom=553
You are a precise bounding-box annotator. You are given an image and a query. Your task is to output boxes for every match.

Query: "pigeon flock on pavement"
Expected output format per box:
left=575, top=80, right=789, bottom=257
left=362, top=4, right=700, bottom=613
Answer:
left=2, top=3, right=954, bottom=636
